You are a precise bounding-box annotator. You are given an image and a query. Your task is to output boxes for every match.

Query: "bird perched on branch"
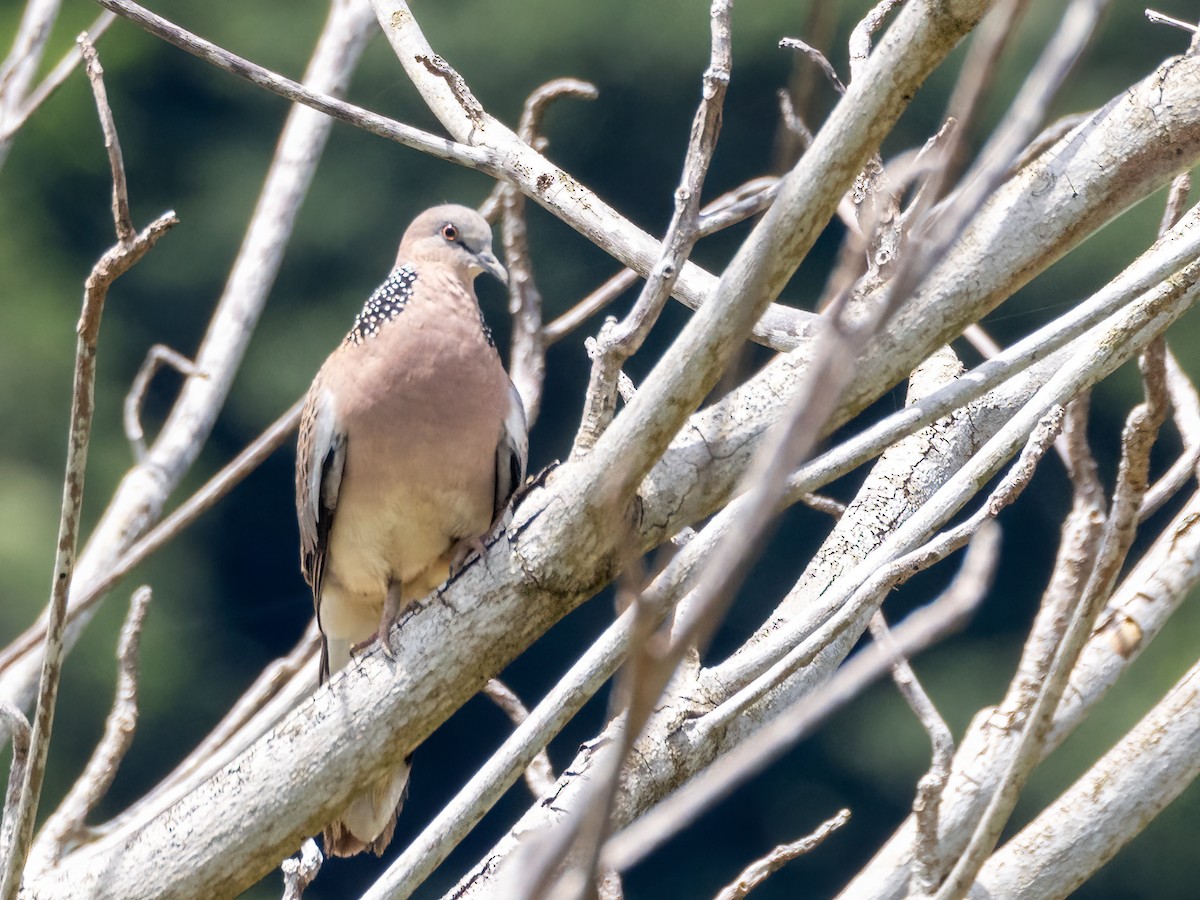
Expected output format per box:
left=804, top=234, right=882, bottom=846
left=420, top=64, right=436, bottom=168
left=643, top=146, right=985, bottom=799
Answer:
left=295, top=204, right=528, bottom=857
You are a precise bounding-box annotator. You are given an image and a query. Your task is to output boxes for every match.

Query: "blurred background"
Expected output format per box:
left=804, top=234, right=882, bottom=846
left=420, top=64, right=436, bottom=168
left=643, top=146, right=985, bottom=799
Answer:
left=2, top=1, right=1199, bottom=897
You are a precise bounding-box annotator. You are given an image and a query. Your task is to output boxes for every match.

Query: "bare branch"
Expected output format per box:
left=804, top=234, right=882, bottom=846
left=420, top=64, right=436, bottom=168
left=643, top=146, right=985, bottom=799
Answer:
left=0, top=0, right=61, bottom=167
left=365, top=425, right=789, bottom=899
left=280, top=839, right=322, bottom=900
left=482, top=680, right=555, bottom=798
left=90, top=622, right=319, bottom=844
left=1137, top=176, right=1195, bottom=520
left=848, top=0, right=908, bottom=81
left=868, top=610, right=956, bottom=899
left=778, top=38, right=845, bottom=95
left=1059, top=393, right=1102, bottom=504
left=123, top=345, right=206, bottom=462
left=603, top=528, right=995, bottom=874
left=93, top=0, right=485, bottom=168
left=359, top=610, right=641, bottom=900
left=544, top=270, right=640, bottom=347
left=1, top=12, right=116, bottom=143
left=28, top=3, right=1200, bottom=897
left=930, top=336, right=1168, bottom=899
left=573, top=0, right=733, bottom=453
left=886, top=0, right=1109, bottom=331
left=844, top=479, right=1200, bottom=899
left=790, top=205, right=1200, bottom=521
left=78, top=35, right=133, bottom=243
left=370, top=0, right=990, bottom=536
left=713, top=808, right=851, bottom=900
left=1145, top=9, right=1199, bottom=35
left=0, top=704, right=31, bottom=868
left=971, top=656, right=1200, bottom=898
left=38, top=587, right=151, bottom=860
left=1141, top=350, right=1200, bottom=520
left=500, top=78, right=598, bottom=426
left=0, top=57, right=176, bottom=887
left=774, top=89, right=815, bottom=153
left=721, top=223, right=1200, bottom=696
left=542, top=177, right=778, bottom=346
left=1158, top=173, right=1192, bottom=235
left=711, top=404, right=1057, bottom=735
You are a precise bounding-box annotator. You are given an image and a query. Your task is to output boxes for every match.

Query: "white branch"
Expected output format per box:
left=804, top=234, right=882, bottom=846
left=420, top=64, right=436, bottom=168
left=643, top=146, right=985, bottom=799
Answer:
left=35, top=587, right=151, bottom=863
left=839, top=484, right=1200, bottom=899
left=638, top=50, right=1200, bottom=551
left=970, top=656, right=1200, bottom=898
left=713, top=808, right=851, bottom=900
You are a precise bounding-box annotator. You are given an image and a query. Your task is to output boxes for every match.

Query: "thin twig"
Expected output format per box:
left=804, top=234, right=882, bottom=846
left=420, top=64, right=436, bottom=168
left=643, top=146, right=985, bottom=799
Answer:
left=572, top=0, right=733, bottom=454
left=961, top=323, right=1003, bottom=358
left=545, top=270, right=640, bottom=346
left=483, top=680, right=556, bottom=798
left=799, top=492, right=846, bottom=519
left=0, top=0, right=61, bottom=167
left=847, top=0, right=908, bottom=80
left=79, top=36, right=133, bottom=242
left=1141, top=350, right=1200, bottom=520
left=711, top=408, right=1060, bottom=735
left=931, top=330, right=1168, bottom=900
left=38, top=587, right=151, bottom=859
left=1060, top=394, right=1103, bottom=504
left=0, top=704, right=31, bottom=868
left=1145, top=9, right=1199, bottom=34
left=92, top=0, right=485, bottom=168
left=603, top=528, right=996, bottom=873
left=776, top=29, right=870, bottom=243
left=775, top=90, right=814, bottom=154
left=501, top=78, right=598, bottom=426
left=542, top=177, right=778, bottom=346
left=123, top=344, right=206, bottom=461
left=0, top=32, right=176, bottom=894
left=713, top=808, right=851, bottom=900
left=771, top=0, right=835, bottom=168
left=779, top=38, right=846, bottom=95
left=1, top=12, right=116, bottom=141
left=1157, top=172, right=1191, bottom=236
left=869, top=610, right=956, bottom=898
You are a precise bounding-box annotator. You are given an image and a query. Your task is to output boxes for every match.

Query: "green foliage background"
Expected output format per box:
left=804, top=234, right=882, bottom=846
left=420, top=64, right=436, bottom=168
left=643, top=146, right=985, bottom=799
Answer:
left=1, top=2, right=1199, bottom=897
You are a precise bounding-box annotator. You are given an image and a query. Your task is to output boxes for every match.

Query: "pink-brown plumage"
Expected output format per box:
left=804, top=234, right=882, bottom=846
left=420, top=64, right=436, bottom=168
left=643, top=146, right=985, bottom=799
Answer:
left=295, top=204, right=526, bottom=857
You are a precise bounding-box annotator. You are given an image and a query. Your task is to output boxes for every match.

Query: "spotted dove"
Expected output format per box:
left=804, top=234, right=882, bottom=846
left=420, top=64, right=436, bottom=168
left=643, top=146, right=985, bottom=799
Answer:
left=295, top=204, right=527, bottom=857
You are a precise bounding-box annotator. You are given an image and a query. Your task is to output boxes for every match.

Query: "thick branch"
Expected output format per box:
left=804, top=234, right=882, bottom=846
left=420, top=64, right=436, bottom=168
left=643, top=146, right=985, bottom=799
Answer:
left=970, top=657, right=1200, bottom=898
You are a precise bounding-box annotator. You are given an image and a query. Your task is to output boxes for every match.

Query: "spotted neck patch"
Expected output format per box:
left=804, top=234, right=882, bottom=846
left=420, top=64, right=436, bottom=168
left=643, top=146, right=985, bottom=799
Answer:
left=344, top=264, right=417, bottom=346
left=478, top=308, right=495, bottom=348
